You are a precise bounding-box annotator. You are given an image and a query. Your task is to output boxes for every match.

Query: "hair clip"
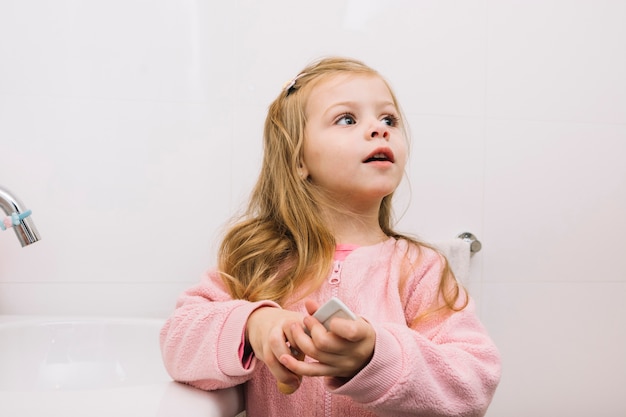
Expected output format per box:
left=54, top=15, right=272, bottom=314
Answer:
left=283, top=73, right=306, bottom=96
left=1, top=209, right=32, bottom=231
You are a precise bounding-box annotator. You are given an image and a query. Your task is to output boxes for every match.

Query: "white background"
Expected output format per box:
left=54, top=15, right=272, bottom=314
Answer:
left=1, top=1, right=624, bottom=415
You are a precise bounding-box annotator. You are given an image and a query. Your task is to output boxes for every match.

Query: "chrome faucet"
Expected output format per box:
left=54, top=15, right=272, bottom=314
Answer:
left=0, top=186, right=41, bottom=247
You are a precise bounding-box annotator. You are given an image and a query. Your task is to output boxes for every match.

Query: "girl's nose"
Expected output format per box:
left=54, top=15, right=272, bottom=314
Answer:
left=369, top=122, right=390, bottom=140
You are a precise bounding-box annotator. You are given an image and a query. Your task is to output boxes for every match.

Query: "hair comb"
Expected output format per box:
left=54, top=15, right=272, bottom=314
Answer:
left=283, top=73, right=306, bottom=96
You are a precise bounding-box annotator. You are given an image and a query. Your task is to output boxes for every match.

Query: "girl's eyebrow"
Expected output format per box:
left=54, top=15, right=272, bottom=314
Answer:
left=323, top=100, right=397, bottom=117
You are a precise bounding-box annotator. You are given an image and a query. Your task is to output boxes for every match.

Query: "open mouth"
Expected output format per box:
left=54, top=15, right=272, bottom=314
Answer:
left=363, top=148, right=395, bottom=163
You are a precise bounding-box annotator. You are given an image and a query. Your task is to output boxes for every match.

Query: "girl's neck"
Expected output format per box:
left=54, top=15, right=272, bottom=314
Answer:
left=335, top=229, right=388, bottom=246
left=325, top=209, right=388, bottom=246
left=315, top=192, right=388, bottom=245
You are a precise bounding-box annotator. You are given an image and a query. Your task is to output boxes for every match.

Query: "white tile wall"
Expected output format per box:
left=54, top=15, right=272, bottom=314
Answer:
left=486, top=0, right=626, bottom=125
left=1, top=0, right=624, bottom=415
left=483, top=282, right=626, bottom=416
left=483, top=119, right=626, bottom=284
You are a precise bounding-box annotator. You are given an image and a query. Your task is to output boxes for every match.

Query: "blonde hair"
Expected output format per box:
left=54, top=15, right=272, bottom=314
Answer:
left=218, top=56, right=466, bottom=318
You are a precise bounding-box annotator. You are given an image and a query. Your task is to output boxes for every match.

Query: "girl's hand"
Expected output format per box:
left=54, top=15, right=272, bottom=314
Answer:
left=246, top=307, right=306, bottom=394
left=280, top=299, right=375, bottom=381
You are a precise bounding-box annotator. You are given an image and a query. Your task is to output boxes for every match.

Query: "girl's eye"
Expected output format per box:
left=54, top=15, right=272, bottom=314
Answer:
left=336, top=114, right=356, bottom=125
left=382, top=114, right=399, bottom=127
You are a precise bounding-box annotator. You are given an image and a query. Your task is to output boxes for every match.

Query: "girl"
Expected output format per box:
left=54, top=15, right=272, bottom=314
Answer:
left=160, top=57, right=501, bottom=416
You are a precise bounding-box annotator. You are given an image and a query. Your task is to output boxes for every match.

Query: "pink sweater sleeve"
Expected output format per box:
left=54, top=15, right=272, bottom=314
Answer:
left=159, top=270, right=279, bottom=391
left=328, top=249, right=501, bottom=417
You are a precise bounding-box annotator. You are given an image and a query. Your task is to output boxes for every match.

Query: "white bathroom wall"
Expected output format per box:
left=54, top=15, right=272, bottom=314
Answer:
left=0, top=1, right=624, bottom=415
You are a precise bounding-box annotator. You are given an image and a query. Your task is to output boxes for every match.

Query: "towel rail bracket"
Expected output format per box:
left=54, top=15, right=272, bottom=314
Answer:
left=458, top=232, right=482, bottom=254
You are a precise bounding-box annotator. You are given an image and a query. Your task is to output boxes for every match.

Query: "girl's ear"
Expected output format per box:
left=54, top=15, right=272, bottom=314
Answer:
left=298, top=160, right=309, bottom=180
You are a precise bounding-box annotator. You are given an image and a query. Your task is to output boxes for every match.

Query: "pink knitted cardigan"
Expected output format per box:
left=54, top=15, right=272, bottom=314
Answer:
left=160, top=238, right=501, bottom=416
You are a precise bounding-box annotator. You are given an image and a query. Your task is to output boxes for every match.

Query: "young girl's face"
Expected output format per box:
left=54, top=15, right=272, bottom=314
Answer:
left=302, top=73, right=408, bottom=209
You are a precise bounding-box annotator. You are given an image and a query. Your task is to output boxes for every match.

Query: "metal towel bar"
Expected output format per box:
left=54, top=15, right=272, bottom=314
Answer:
left=457, top=232, right=482, bottom=254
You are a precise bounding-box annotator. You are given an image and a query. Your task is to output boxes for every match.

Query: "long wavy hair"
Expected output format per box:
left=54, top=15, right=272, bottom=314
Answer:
left=218, top=57, right=466, bottom=319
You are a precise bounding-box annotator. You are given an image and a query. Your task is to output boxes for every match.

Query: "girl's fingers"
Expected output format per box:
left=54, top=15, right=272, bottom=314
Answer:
left=246, top=308, right=312, bottom=394
left=288, top=322, right=350, bottom=369
left=275, top=350, right=303, bottom=395
left=265, top=326, right=304, bottom=393
left=288, top=316, right=376, bottom=378
left=280, top=352, right=336, bottom=377
left=277, top=380, right=300, bottom=395
left=304, top=299, right=320, bottom=315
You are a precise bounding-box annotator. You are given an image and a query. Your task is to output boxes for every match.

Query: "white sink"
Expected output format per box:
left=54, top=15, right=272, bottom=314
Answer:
left=0, top=317, right=243, bottom=417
